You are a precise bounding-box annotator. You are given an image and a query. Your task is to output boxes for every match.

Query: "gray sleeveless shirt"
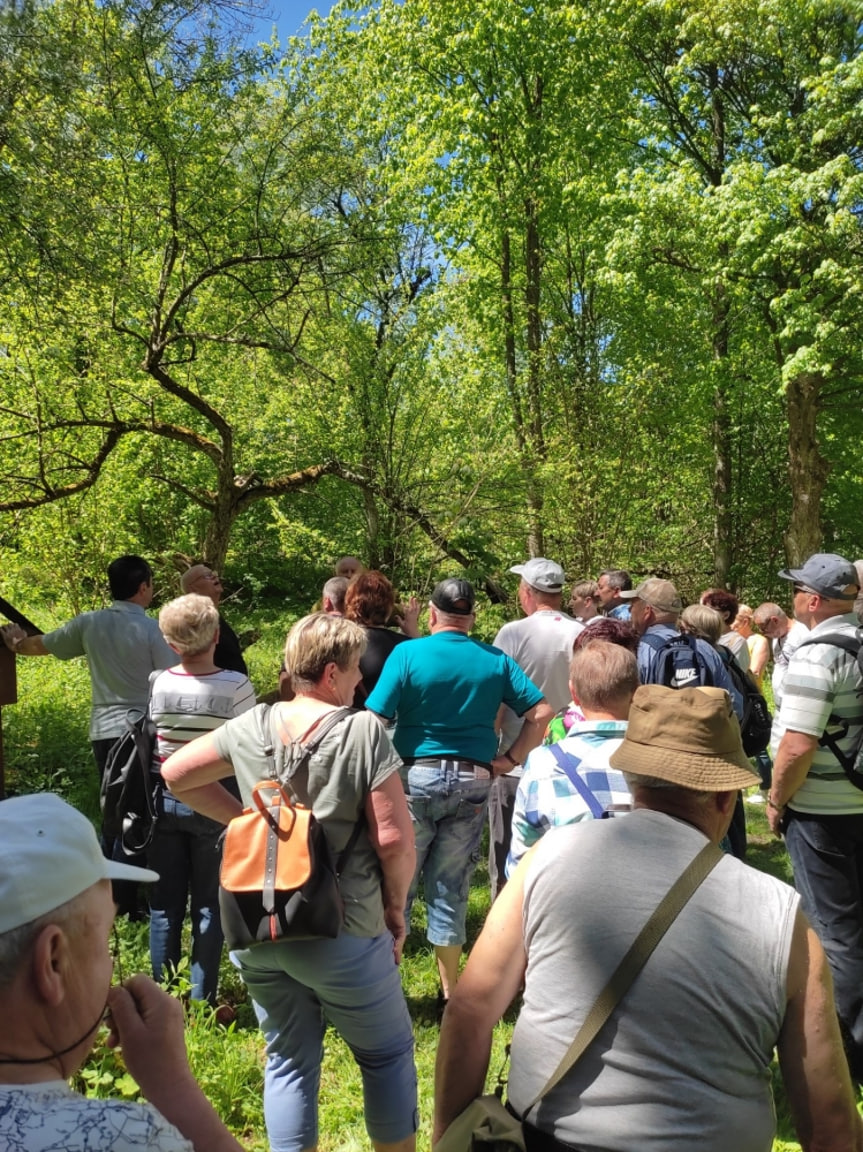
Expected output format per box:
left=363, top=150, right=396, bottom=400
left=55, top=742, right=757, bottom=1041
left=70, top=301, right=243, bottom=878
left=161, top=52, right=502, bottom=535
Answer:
left=507, top=809, right=798, bottom=1152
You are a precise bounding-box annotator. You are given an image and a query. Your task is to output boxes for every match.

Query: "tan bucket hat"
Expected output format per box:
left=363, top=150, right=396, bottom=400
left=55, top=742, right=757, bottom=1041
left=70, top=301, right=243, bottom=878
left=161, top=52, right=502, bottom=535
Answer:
left=609, top=684, right=759, bottom=791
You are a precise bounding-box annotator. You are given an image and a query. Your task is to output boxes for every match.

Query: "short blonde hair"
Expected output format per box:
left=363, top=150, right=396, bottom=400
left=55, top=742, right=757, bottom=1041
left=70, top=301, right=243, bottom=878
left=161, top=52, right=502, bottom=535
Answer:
left=283, top=613, right=367, bottom=693
left=680, top=603, right=723, bottom=646
left=159, top=593, right=220, bottom=656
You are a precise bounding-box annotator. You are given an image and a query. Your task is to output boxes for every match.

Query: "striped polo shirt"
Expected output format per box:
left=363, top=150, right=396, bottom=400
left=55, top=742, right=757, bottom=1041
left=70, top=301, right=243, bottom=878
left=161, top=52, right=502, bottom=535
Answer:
left=148, top=667, right=256, bottom=772
left=771, top=613, right=863, bottom=814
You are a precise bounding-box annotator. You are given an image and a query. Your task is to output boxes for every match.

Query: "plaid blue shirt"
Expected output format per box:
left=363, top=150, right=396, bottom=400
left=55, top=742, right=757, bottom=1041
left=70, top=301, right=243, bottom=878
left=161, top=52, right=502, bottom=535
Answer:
left=506, top=720, right=630, bottom=877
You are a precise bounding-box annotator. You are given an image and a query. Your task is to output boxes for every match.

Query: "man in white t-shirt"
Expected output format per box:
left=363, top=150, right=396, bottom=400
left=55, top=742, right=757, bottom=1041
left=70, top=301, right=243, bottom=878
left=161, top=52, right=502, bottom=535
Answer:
left=0, top=793, right=243, bottom=1152
left=488, top=558, right=583, bottom=897
left=753, top=602, right=809, bottom=710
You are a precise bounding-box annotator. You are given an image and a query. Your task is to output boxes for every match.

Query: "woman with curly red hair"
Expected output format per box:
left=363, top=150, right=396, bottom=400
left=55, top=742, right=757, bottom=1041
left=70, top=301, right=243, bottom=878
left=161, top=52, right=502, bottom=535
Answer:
left=345, top=571, right=419, bottom=706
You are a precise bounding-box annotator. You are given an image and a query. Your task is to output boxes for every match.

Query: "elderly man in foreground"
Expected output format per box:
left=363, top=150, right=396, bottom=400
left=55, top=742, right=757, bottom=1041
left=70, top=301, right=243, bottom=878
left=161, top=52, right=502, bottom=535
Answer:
left=0, top=793, right=243, bottom=1152
left=434, top=686, right=862, bottom=1152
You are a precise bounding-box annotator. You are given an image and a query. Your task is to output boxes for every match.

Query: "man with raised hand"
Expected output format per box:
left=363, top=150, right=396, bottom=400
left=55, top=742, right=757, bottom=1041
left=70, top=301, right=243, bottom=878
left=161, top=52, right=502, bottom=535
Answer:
left=0, top=793, right=244, bottom=1152
left=2, top=555, right=176, bottom=786
left=489, top=558, right=583, bottom=898
left=767, top=552, right=863, bottom=1082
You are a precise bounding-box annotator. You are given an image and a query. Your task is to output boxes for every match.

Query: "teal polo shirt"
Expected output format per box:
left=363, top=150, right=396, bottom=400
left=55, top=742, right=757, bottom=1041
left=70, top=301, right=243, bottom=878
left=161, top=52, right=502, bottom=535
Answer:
left=366, top=630, right=544, bottom=763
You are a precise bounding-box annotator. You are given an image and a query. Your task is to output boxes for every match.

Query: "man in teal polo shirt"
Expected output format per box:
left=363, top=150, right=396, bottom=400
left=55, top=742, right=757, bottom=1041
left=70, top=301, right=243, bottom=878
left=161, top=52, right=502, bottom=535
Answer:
left=367, top=578, right=551, bottom=1009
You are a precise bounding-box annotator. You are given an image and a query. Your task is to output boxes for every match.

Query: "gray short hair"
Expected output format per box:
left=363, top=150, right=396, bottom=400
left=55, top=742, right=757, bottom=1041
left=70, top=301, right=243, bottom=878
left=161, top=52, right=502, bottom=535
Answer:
left=680, top=603, right=723, bottom=646
left=158, top=593, right=220, bottom=657
left=0, top=894, right=82, bottom=988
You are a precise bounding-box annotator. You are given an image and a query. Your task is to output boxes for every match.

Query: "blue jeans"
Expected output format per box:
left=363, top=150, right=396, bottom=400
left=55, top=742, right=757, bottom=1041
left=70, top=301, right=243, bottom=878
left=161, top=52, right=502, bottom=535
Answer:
left=785, top=809, right=863, bottom=1079
left=233, top=932, right=417, bottom=1152
left=147, top=789, right=225, bottom=1005
left=405, top=759, right=491, bottom=946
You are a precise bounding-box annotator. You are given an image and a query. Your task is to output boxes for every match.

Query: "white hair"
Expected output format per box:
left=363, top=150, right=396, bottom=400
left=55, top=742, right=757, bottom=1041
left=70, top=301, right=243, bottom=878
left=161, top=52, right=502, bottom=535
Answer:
left=0, top=893, right=84, bottom=988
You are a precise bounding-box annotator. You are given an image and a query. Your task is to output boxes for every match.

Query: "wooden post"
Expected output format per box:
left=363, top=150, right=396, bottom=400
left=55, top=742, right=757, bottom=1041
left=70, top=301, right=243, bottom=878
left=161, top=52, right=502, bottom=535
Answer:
left=0, top=646, right=17, bottom=800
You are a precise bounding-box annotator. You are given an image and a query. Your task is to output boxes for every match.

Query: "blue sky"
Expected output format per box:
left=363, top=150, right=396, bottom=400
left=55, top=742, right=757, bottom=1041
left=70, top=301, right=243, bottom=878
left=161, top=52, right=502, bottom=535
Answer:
left=248, top=2, right=337, bottom=44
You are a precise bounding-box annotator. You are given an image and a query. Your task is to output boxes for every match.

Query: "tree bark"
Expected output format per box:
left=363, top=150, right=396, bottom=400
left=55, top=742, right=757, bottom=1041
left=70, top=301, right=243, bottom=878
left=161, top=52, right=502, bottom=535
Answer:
left=784, top=371, right=829, bottom=564
left=711, top=279, right=732, bottom=588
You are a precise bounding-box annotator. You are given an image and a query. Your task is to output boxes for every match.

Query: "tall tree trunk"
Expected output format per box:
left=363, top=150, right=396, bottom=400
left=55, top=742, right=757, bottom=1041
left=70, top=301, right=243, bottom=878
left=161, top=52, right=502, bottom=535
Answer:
left=501, top=226, right=544, bottom=556
left=711, top=280, right=732, bottom=587
left=784, top=371, right=829, bottom=564
left=524, top=199, right=545, bottom=557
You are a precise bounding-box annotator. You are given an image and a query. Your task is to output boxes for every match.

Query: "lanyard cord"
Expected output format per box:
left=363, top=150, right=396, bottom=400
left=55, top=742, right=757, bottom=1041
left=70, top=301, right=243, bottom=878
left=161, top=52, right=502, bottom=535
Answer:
left=0, top=1003, right=107, bottom=1065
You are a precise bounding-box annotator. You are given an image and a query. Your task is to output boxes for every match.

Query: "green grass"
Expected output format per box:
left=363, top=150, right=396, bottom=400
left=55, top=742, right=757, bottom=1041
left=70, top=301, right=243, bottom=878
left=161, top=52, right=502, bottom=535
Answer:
left=3, top=664, right=857, bottom=1151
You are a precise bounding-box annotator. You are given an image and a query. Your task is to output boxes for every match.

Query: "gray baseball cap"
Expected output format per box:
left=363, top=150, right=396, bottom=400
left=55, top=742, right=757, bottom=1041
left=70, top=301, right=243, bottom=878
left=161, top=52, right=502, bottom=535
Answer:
left=778, top=553, right=859, bottom=601
left=510, top=558, right=566, bottom=592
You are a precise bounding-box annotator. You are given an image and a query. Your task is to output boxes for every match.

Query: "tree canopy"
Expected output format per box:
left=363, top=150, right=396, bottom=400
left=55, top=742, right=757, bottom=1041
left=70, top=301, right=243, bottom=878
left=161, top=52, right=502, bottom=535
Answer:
left=1, top=0, right=862, bottom=611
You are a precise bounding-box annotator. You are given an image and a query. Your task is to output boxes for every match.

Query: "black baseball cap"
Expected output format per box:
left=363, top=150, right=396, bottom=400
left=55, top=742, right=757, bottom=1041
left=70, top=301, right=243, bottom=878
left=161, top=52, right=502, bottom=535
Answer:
left=431, top=578, right=476, bottom=616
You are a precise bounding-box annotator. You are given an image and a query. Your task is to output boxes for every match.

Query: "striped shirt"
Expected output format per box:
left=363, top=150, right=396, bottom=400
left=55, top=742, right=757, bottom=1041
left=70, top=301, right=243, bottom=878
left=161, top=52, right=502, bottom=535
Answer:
left=149, top=667, right=256, bottom=771
left=771, top=614, right=863, bottom=815
left=506, top=719, right=629, bottom=876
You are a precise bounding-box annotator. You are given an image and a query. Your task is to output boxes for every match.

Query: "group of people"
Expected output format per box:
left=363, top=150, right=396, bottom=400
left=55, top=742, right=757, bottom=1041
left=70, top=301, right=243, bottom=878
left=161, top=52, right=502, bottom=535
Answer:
left=2, top=548, right=863, bottom=1152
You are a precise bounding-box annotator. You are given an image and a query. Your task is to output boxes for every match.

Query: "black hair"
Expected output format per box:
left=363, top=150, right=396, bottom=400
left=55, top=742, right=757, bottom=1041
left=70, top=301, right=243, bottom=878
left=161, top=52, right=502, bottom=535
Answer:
left=107, top=555, right=152, bottom=600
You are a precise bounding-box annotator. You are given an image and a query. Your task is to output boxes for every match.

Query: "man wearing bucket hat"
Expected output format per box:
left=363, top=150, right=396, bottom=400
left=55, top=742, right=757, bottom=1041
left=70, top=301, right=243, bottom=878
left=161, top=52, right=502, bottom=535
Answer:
left=488, top=558, right=584, bottom=899
left=434, top=686, right=861, bottom=1152
left=0, top=793, right=243, bottom=1152
left=367, top=578, right=552, bottom=1007
left=767, top=551, right=863, bottom=1081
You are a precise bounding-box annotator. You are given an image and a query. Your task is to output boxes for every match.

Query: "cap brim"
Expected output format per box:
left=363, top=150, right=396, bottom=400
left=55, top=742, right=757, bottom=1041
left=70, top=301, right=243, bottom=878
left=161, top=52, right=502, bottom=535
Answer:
left=105, top=861, right=159, bottom=884
left=618, top=589, right=639, bottom=600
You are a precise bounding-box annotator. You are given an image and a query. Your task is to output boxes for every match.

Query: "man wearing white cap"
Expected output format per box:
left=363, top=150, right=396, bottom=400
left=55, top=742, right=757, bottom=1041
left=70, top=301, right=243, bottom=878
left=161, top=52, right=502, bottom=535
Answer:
left=488, top=559, right=584, bottom=898
left=767, top=552, right=863, bottom=1082
left=0, top=793, right=243, bottom=1151
left=435, top=686, right=861, bottom=1152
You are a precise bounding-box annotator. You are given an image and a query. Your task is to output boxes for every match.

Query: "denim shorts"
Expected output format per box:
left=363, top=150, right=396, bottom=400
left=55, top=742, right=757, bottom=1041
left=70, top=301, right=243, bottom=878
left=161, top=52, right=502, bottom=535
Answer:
left=232, top=931, right=417, bottom=1152
left=405, top=758, right=491, bottom=946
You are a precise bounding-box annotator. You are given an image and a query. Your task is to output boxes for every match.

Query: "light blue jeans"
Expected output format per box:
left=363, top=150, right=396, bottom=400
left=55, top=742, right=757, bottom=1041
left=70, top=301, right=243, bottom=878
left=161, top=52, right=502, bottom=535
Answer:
left=405, top=759, right=491, bottom=946
left=232, top=931, right=417, bottom=1152
left=147, top=789, right=224, bottom=1004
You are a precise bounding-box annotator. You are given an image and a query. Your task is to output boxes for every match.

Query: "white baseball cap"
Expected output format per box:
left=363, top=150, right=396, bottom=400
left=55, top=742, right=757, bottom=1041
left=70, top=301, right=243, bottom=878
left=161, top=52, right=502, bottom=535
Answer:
left=0, top=793, right=158, bottom=934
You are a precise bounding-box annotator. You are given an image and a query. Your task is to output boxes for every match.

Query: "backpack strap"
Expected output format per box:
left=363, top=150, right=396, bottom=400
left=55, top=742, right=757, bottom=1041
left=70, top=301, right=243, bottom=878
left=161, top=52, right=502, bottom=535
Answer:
left=520, top=841, right=724, bottom=1117
left=258, top=704, right=366, bottom=874
left=638, top=630, right=666, bottom=653
left=790, top=632, right=863, bottom=790
left=547, top=744, right=605, bottom=820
